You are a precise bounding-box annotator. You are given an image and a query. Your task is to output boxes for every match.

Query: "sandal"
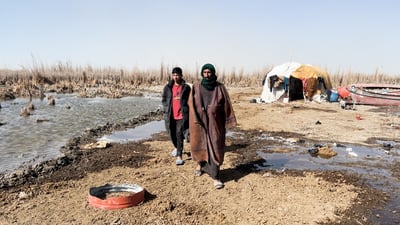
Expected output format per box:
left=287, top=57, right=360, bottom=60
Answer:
left=214, top=180, right=224, bottom=189
left=194, top=169, right=202, bottom=176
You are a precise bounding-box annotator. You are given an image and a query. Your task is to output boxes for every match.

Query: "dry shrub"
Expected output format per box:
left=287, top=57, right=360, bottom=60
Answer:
left=1, top=62, right=399, bottom=98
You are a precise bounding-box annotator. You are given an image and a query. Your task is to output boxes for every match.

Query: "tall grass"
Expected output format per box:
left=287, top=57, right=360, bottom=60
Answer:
left=330, top=68, right=400, bottom=87
left=0, top=62, right=399, bottom=98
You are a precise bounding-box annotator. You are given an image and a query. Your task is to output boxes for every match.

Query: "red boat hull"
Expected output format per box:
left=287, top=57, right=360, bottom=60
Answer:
left=345, top=84, right=400, bottom=106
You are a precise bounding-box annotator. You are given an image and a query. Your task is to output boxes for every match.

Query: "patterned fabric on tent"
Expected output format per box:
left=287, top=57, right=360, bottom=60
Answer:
left=259, top=62, right=332, bottom=103
left=292, top=65, right=332, bottom=90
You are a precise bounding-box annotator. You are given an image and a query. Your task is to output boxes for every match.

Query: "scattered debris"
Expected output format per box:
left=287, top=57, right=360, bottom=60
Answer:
left=308, top=147, right=319, bottom=155
left=383, top=143, right=394, bottom=154
left=48, top=96, right=55, bottom=105
left=317, top=146, right=337, bottom=158
left=19, top=107, right=30, bottom=117
left=249, top=99, right=257, bottom=103
left=81, top=141, right=111, bottom=150
left=37, top=119, right=50, bottom=123
left=308, top=144, right=337, bottom=158
left=18, top=191, right=30, bottom=199
left=346, top=147, right=358, bottom=157
left=28, top=102, right=35, bottom=111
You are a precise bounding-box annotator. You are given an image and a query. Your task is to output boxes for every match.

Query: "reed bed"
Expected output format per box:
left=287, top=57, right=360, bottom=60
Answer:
left=0, top=62, right=399, bottom=98
left=329, top=69, right=400, bottom=88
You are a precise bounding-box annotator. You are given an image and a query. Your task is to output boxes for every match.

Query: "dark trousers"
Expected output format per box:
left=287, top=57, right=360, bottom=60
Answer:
left=170, top=119, right=185, bottom=157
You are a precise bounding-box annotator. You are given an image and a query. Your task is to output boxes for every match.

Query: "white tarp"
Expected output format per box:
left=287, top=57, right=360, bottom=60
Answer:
left=260, top=62, right=301, bottom=103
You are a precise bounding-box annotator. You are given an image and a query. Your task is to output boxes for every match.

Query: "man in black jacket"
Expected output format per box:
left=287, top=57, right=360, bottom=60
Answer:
left=161, top=67, right=191, bottom=165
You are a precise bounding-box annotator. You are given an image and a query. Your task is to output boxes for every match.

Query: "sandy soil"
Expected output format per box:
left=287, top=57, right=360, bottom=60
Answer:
left=1, top=86, right=399, bottom=225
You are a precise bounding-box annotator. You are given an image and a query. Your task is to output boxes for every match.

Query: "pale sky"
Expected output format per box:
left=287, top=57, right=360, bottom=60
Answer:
left=1, top=0, right=399, bottom=75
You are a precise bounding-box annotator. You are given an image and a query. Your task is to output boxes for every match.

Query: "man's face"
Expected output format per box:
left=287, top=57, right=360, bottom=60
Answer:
left=172, top=73, right=182, bottom=84
left=202, top=69, right=212, bottom=79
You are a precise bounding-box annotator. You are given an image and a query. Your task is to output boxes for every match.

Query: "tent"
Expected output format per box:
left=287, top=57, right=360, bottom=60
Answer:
left=259, top=62, right=332, bottom=103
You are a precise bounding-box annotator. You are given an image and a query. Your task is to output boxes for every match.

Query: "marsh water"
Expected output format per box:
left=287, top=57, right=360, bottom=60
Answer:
left=0, top=92, right=161, bottom=173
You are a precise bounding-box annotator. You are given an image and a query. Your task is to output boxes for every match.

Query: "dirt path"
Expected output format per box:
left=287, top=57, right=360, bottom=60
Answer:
left=1, top=87, right=399, bottom=225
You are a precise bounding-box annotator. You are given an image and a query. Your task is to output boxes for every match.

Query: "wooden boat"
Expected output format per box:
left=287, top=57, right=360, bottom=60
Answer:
left=345, top=83, right=400, bottom=106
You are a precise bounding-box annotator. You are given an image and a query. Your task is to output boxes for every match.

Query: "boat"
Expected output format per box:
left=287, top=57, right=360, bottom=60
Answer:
left=344, top=83, right=400, bottom=106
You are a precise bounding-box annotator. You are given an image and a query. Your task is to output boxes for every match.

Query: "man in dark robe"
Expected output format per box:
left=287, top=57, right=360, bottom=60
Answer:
left=188, top=63, right=237, bottom=189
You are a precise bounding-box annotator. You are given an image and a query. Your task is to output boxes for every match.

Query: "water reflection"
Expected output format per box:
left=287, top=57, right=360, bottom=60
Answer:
left=99, top=120, right=164, bottom=143
left=0, top=93, right=161, bottom=173
left=257, top=143, right=398, bottom=178
left=254, top=137, right=400, bottom=224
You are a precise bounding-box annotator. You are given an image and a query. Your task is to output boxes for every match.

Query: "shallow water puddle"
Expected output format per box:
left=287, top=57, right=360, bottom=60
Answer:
left=255, top=138, right=400, bottom=224
left=258, top=144, right=398, bottom=177
left=98, top=120, right=165, bottom=143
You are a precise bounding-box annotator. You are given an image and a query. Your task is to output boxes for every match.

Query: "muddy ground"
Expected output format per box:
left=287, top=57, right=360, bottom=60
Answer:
left=0, top=86, right=400, bottom=225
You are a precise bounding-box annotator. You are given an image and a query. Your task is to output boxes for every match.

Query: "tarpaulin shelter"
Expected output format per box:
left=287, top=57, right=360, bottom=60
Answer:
left=259, top=62, right=332, bottom=103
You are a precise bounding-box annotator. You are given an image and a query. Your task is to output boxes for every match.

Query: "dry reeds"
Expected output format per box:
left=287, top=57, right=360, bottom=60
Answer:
left=330, top=68, right=400, bottom=88
left=1, top=62, right=399, bottom=98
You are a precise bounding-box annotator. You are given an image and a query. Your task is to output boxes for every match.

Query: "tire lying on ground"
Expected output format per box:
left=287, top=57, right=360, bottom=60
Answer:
left=88, top=184, right=145, bottom=210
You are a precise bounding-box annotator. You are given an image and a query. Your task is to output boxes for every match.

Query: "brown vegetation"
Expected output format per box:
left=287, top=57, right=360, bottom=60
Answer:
left=1, top=62, right=400, bottom=100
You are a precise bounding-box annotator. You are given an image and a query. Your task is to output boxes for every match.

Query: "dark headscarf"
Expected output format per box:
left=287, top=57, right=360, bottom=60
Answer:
left=201, top=63, right=218, bottom=90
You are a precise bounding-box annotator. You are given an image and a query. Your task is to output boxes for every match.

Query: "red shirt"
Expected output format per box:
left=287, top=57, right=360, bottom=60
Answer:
left=172, top=84, right=183, bottom=120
